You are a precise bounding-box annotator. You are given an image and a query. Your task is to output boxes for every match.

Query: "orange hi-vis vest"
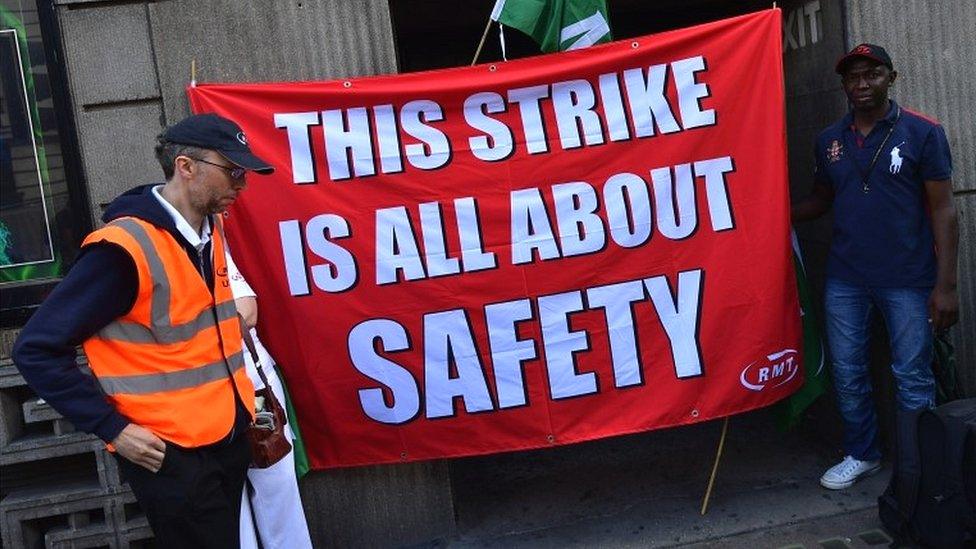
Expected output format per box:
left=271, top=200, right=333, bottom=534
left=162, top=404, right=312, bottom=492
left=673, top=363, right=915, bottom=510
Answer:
left=81, top=215, right=254, bottom=448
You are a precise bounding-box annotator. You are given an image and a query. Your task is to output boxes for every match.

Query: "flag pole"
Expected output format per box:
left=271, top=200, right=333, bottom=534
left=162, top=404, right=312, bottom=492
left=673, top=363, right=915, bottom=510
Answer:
left=700, top=417, right=730, bottom=515
left=471, top=17, right=494, bottom=66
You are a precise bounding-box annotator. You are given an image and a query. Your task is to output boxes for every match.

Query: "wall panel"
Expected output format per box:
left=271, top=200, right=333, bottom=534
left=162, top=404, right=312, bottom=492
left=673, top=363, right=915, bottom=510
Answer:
left=146, top=0, right=398, bottom=122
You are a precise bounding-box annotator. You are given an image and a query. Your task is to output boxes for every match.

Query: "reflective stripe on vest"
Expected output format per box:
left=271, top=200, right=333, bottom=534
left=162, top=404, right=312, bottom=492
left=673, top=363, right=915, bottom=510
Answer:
left=101, top=300, right=238, bottom=344
left=98, top=350, right=245, bottom=395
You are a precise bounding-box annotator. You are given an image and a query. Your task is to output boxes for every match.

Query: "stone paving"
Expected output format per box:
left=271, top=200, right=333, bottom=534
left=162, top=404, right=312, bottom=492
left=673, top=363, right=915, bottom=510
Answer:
left=442, top=405, right=894, bottom=548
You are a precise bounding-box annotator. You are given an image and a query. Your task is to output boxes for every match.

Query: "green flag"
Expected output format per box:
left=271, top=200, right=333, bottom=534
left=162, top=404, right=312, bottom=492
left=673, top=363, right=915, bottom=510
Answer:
left=276, top=364, right=310, bottom=478
left=491, top=0, right=611, bottom=53
left=774, top=232, right=830, bottom=430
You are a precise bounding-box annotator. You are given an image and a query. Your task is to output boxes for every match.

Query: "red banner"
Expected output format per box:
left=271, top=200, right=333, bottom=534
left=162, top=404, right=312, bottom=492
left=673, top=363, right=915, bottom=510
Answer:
left=189, top=9, right=800, bottom=469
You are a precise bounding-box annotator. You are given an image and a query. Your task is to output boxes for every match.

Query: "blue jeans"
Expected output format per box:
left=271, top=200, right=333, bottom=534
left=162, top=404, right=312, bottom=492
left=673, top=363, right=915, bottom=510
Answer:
left=824, top=278, right=935, bottom=461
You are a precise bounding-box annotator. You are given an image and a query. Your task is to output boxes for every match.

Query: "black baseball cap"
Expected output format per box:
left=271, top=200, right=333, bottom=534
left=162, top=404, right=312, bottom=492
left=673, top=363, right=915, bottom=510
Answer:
left=161, top=113, right=274, bottom=174
left=835, top=43, right=894, bottom=74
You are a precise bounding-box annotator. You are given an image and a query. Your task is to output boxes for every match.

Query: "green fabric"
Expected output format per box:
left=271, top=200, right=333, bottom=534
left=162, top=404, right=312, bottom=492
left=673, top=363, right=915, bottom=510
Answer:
left=774, top=243, right=830, bottom=430
left=933, top=332, right=963, bottom=404
left=276, top=364, right=310, bottom=478
left=0, top=222, right=11, bottom=265
left=494, top=0, right=611, bottom=53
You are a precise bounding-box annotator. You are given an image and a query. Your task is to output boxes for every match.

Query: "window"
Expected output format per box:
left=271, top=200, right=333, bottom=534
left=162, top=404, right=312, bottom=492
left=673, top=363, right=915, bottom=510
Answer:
left=1, top=1, right=90, bottom=323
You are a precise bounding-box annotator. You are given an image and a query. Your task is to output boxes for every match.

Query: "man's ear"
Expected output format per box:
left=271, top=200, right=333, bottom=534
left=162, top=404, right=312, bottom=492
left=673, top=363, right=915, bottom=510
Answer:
left=174, top=155, right=195, bottom=179
left=889, top=70, right=898, bottom=85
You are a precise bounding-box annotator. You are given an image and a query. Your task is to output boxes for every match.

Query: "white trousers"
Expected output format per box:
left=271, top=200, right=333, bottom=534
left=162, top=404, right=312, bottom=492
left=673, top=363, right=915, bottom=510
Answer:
left=239, top=329, right=313, bottom=549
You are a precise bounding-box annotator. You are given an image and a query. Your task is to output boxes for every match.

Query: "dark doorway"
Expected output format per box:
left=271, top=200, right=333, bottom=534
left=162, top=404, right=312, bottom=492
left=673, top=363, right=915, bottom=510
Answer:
left=390, top=0, right=772, bottom=72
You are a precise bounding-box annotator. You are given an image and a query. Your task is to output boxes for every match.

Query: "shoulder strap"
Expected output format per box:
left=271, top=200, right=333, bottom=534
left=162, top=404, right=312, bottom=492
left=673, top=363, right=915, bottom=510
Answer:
left=894, top=408, right=923, bottom=520
left=859, top=106, right=901, bottom=192
left=239, top=317, right=273, bottom=391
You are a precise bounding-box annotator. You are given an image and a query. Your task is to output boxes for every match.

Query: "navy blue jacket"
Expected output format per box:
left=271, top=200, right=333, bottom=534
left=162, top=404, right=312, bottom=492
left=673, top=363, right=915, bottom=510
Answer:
left=12, top=185, right=214, bottom=443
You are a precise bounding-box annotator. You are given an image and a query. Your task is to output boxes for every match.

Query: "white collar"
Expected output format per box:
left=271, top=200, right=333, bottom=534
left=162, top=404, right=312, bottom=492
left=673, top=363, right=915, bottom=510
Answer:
left=151, top=185, right=211, bottom=252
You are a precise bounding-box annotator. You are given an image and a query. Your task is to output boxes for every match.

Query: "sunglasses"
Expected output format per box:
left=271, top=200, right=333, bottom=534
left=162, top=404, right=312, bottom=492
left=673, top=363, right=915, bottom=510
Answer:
left=193, top=157, right=247, bottom=180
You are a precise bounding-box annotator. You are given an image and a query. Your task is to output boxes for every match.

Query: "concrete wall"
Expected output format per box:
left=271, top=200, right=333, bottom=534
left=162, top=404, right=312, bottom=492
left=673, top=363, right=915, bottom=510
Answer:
left=52, top=0, right=455, bottom=546
left=845, top=0, right=976, bottom=395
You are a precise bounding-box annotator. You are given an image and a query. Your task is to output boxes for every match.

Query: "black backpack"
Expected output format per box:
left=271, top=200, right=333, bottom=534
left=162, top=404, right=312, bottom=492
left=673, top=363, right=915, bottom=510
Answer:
left=878, top=398, right=976, bottom=547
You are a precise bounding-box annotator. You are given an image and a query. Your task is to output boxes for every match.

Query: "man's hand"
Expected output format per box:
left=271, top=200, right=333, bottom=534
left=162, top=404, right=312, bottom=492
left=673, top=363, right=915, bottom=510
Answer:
left=928, top=284, right=959, bottom=332
left=112, top=423, right=166, bottom=472
left=791, top=183, right=834, bottom=223
left=235, top=296, right=258, bottom=329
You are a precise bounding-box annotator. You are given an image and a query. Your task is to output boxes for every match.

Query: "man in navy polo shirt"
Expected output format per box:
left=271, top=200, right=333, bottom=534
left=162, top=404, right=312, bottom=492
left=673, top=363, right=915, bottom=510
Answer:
left=793, top=44, right=958, bottom=490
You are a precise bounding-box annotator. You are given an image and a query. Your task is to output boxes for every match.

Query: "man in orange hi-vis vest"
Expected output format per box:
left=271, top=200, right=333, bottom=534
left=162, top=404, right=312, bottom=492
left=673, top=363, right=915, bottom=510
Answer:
left=13, top=114, right=275, bottom=547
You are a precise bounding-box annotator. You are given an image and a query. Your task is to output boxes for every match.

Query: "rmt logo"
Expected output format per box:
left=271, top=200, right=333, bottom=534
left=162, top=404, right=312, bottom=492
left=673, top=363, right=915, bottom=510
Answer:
left=739, top=348, right=799, bottom=391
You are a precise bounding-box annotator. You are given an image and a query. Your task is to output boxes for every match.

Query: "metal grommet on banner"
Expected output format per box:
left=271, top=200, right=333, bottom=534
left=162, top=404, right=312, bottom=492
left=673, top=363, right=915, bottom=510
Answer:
left=400, top=451, right=408, bottom=460
left=691, top=409, right=700, bottom=418
left=488, top=64, right=497, bottom=72
left=631, top=41, right=639, bottom=49
left=546, top=434, right=555, bottom=443
left=343, top=81, right=352, bottom=88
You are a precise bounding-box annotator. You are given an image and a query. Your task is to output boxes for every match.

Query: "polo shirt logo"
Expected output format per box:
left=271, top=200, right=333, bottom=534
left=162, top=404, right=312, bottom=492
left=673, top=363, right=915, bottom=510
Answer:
left=889, top=141, right=905, bottom=174
left=827, top=139, right=843, bottom=163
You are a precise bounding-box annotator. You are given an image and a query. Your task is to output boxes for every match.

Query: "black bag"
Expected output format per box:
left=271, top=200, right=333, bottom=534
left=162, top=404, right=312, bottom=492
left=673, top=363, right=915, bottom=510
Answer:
left=878, top=398, right=976, bottom=547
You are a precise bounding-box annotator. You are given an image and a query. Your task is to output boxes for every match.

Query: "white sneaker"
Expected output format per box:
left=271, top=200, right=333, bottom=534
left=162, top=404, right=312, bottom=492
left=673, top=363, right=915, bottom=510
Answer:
left=819, top=455, right=882, bottom=490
